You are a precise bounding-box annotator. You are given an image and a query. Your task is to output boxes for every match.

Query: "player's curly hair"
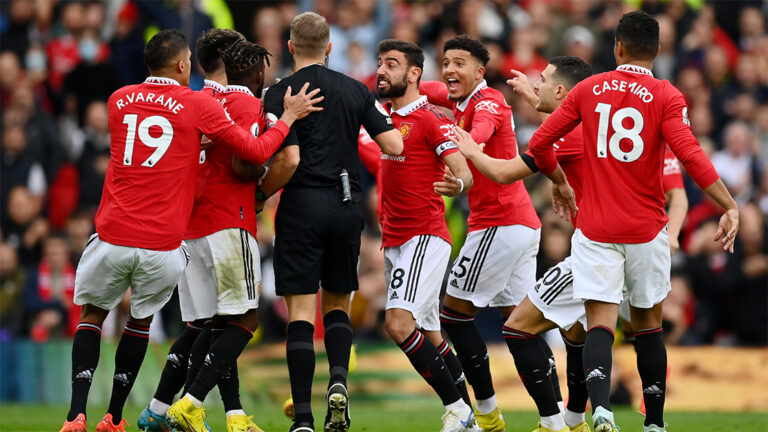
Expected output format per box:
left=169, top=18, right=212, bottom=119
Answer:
left=221, top=39, right=272, bottom=84
left=443, top=35, right=490, bottom=66
left=196, top=28, right=245, bottom=73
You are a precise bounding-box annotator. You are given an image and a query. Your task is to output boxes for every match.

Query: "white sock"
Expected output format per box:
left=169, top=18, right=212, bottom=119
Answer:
left=444, top=399, right=468, bottom=413
left=148, top=399, right=170, bottom=416
left=540, top=413, right=567, bottom=431
left=475, top=395, right=497, bottom=415
left=226, top=409, right=246, bottom=418
left=563, top=409, right=585, bottom=427
left=557, top=400, right=565, bottom=414
left=185, top=394, right=204, bottom=408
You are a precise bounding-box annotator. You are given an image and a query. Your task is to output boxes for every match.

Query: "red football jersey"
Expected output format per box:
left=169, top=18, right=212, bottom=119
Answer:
left=201, top=79, right=226, bottom=97
left=193, top=80, right=227, bottom=201
left=529, top=64, right=719, bottom=243
left=662, top=146, right=684, bottom=192
left=380, top=96, right=458, bottom=248
left=358, top=126, right=381, bottom=178
left=97, top=76, right=290, bottom=250
left=421, top=80, right=541, bottom=232
left=185, top=85, right=268, bottom=240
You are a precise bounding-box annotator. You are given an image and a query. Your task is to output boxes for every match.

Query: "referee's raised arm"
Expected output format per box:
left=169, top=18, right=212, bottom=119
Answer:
left=259, top=11, right=401, bottom=432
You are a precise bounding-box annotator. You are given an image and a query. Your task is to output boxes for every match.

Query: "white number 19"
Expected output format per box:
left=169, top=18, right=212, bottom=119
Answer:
left=122, top=114, right=174, bottom=167
left=594, top=103, right=644, bottom=162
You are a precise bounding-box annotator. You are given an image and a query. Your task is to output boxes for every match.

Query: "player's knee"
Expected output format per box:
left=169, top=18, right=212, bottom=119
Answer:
left=384, top=310, right=416, bottom=343
left=230, top=309, right=260, bottom=332
left=129, top=315, right=153, bottom=327
left=79, top=304, right=109, bottom=326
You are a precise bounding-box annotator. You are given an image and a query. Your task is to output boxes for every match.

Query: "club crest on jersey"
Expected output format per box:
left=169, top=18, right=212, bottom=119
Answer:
left=458, top=117, right=465, bottom=130
left=474, top=100, right=499, bottom=114
left=399, top=122, right=413, bottom=139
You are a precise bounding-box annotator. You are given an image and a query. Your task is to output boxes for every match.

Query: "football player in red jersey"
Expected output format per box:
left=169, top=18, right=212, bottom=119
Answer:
left=376, top=39, right=477, bottom=432
left=60, top=29, right=322, bottom=432
left=528, top=12, right=739, bottom=432
left=167, top=39, right=277, bottom=432
left=420, top=36, right=541, bottom=431
left=138, top=27, right=246, bottom=432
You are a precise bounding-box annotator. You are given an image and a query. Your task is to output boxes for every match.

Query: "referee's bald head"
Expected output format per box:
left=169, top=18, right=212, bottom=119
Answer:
left=289, top=12, right=330, bottom=58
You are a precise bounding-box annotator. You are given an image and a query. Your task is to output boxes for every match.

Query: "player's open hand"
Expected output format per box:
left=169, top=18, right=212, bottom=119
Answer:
left=434, top=166, right=462, bottom=197
left=714, top=208, right=739, bottom=253
left=450, top=127, right=485, bottom=159
left=507, top=69, right=537, bottom=106
left=551, top=181, right=578, bottom=222
left=283, top=83, right=324, bottom=120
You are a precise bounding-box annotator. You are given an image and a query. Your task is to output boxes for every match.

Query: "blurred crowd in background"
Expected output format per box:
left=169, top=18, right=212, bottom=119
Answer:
left=0, top=0, right=766, bottom=350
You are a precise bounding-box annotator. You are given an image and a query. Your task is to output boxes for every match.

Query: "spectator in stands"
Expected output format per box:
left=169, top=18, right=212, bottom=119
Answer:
left=712, top=121, right=756, bottom=203
left=65, top=210, right=94, bottom=265
left=0, top=51, right=23, bottom=107
left=74, top=101, right=110, bottom=211
left=1, top=125, right=47, bottom=226
left=45, top=1, right=86, bottom=94
left=0, top=243, right=28, bottom=338
left=3, top=186, right=48, bottom=267
left=1, top=0, right=37, bottom=61
left=109, top=2, right=147, bottom=86
left=731, top=203, right=768, bottom=345
left=26, top=234, right=78, bottom=341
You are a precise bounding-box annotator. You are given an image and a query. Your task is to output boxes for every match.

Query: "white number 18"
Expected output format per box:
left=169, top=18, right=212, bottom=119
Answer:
left=122, top=114, right=174, bottom=167
left=594, top=103, right=644, bottom=162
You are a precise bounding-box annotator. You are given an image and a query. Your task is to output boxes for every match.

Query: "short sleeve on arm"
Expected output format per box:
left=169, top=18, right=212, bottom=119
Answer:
left=361, top=89, right=394, bottom=137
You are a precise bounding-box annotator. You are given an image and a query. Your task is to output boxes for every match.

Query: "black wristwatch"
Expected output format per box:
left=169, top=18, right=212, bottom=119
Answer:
left=255, top=188, right=267, bottom=201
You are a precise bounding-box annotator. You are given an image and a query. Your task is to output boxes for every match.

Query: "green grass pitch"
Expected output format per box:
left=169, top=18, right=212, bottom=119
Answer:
left=1, top=403, right=767, bottom=432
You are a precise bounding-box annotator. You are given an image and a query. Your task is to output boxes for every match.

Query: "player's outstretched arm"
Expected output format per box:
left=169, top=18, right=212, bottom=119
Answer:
left=450, top=127, right=533, bottom=184
left=435, top=152, right=473, bottom=197
left=507, top=69, right=549, bottom=123
left=419, top=81, right=452, bottom=108
left=665, top=187, right=688, bottom=254
left=372, top=129, right=403, bottom=156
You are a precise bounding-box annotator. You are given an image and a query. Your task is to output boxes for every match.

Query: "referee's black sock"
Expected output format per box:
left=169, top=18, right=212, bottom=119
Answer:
left=583, top=325, right=614, bottom=413
left=183, top=320, right=214, bottom=394
left=635, top=327, right=666, bottom=427
left=107, top=321, right=150, bottom=423
left=503, top=326, right=560, bottom=417
left=538, top=336, right=563, bottom=403
left=187, top=323, right=252, bottom=403
left=68, top=322, right=102, bottom=421
left=153, top=321, right=202, bottom=406
left=436, top=340, right=472, bottom=406
left=561, top=332, right=588, bottom=414
left=398, top=329, right=462, bottom=406
left=323, top=310, right=353, bottom=388
left=440, top=306, right=495, bottom=404
left=286, top=320, right=316, bottom=425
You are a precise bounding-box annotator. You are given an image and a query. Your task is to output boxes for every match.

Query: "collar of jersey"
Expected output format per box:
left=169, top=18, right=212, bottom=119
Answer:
left=204, top=79, right=226, bottom=93
left=456, top=80, right=488, bottom=112
left=392, top=95, right=428, bottom=117
left=224, top=85, right=254, bottom=97
left=616, top=64, right=653, bottom=76
left=144, top=76, right=180, bottom=86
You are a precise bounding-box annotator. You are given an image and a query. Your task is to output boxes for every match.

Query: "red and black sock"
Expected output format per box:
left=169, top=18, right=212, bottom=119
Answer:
left=218, top=362, right=242, bottom=412
left=436, top=340, right=471, bottom=406
left=153, top=321, right=202, bottom=405
left=398, top=329, right=461, bottom=406
left=323, top=310, right=353, bottom=388
left=67, top=322, right=102, bottom=421
left=538, top=336, right=563, bottom=403
left=503, top=326, right=560, bottom=417
left=187, top=323, right=253, bottom=403
left=286, top=320, right=316, bottom=425
left=107, top=321, right=150, bottom=423
left=583, top=325, right=614, bottom=413
left=635, top=327, right=666, bottom=427
left=561, top=332, right=588, bottom=414
left=441, top=306, right=495, bottom=401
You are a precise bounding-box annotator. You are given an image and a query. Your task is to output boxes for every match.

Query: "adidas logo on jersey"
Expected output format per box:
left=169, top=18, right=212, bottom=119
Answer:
left=74, top=369, right=94, bottom=381
left=643, top=384, right=663, bottom=395
left=586, top=368, right=607, bottom=381
left=390, top=291, right=399, bottom=300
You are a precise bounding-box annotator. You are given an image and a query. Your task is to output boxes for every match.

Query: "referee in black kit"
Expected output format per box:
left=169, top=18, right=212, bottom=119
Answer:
left=259, top=11, right=403, bottom=432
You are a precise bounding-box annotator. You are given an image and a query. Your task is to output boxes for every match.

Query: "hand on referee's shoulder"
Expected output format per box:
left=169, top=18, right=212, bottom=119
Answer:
left=282, top=82, right=324, bottom=123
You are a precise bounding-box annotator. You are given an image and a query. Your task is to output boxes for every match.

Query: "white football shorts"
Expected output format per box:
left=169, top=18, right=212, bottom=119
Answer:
left=74, top=234, right=188, bottom=319
left=384, top=235, right=451, bottom=332
left=178, top=228, right=261, bottom=322
left=446, top=225, right=540, bottom=308
left=527, top=257, right=587, bottom=331
left=571, top=228, right=671, bottom=308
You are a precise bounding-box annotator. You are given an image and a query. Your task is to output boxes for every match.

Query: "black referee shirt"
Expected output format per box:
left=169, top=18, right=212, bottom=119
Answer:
left=264, top=64, right=393, bottom=193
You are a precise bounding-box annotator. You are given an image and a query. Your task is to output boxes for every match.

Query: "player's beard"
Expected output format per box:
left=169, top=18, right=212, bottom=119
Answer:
left=377, top=75, right=408, bottom=99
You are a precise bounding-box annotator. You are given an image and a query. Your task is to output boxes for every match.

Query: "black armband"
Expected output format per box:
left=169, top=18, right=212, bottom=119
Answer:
left=521, top=153, right=539, bottom=173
